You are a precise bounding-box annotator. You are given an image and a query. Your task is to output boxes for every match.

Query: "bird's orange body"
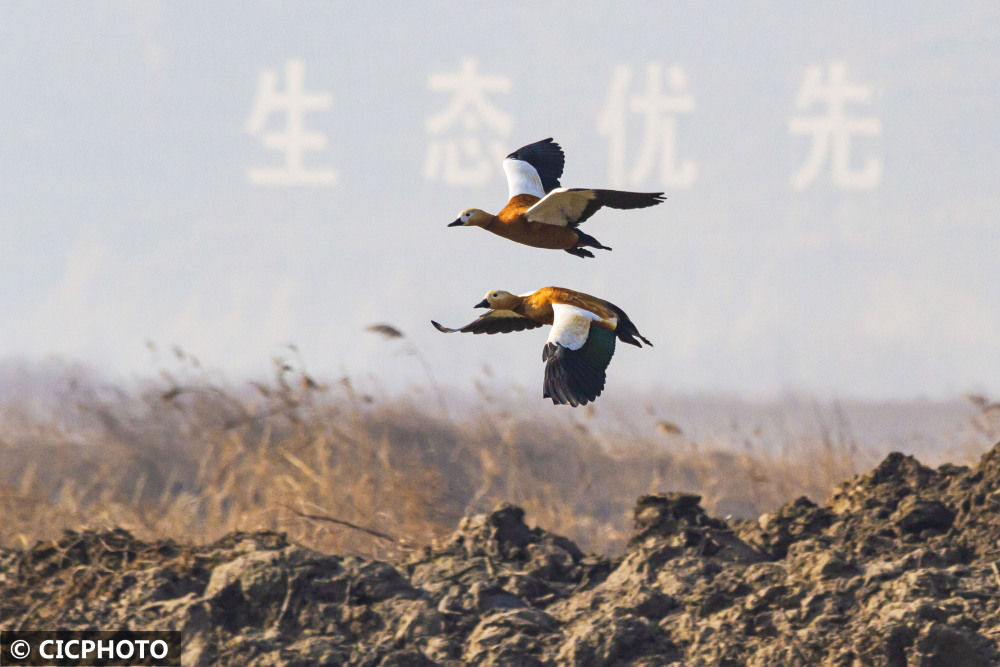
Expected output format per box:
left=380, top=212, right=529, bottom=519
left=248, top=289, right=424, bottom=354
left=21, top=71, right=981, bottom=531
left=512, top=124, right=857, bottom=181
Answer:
left=514, top=287, right=619, bottom=329
left=473, top=195, right=581, bottom=250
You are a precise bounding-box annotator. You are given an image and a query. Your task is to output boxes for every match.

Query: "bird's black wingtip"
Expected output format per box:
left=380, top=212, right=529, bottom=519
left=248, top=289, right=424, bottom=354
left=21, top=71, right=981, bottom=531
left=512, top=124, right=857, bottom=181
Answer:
left=542, top=343, right=606, bottom=408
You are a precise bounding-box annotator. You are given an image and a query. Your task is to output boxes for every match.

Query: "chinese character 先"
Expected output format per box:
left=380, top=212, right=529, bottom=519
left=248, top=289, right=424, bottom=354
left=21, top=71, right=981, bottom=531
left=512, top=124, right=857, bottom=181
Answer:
left=789, top=61, right=882, bottom=190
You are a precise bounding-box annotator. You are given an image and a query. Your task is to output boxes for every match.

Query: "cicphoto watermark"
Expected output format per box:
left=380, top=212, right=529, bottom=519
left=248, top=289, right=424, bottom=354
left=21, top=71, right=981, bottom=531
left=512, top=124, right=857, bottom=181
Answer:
left=0, top=631, right=180, bottom=666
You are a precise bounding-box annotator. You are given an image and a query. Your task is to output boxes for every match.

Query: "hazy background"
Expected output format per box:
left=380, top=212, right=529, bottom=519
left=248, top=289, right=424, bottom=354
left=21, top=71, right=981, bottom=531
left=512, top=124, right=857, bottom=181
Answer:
left=2, top=1, right=998, bottom=401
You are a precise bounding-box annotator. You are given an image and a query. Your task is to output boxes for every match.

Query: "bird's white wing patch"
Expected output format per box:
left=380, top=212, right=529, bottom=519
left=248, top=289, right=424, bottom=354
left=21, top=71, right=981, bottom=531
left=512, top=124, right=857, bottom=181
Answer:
left=524, top=189, right=596, bottom=227
left=547, top=303, right=601, bottom=350
left=503, top=158, right=545, bottom=199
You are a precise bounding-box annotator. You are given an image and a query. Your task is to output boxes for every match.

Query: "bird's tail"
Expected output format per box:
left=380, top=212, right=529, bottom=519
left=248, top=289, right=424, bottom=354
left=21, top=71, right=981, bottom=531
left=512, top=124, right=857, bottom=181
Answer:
left=575, top=230, right=612, bottom=251
left=608, top=303, right=652, bottom=347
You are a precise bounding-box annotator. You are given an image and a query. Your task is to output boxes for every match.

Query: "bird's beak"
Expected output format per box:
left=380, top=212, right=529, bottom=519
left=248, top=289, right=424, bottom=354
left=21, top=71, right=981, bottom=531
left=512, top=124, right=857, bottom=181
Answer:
left=448, top=219, right=463, bottom=227
left=473, top=299, right=489, bottom=308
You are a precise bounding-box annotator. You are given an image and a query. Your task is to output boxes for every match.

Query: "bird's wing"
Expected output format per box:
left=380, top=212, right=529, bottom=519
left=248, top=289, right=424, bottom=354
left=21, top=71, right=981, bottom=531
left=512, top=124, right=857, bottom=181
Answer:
left=431, top=310, right=542, bottom=336
left=542, top=304, right=617, bottom=407
left=524, top=188, right=666, bottom=227
left=545, top=303, right=600, bottom=349
left=505, top=138, right=564, bottom=192
left=502, top=159, right=546, bottom=199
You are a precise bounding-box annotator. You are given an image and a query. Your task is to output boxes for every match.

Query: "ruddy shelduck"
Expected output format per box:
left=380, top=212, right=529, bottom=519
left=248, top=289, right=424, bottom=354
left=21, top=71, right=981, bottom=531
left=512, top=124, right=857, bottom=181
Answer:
left=432, top=286, right=652, bottom=406
left=448, top=138, right=666, bottom=258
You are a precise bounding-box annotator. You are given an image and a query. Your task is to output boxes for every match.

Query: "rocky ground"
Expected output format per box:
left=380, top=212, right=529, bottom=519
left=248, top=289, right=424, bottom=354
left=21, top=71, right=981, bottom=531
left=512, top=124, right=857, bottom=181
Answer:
left=3, top=444, right=1000, bottom=666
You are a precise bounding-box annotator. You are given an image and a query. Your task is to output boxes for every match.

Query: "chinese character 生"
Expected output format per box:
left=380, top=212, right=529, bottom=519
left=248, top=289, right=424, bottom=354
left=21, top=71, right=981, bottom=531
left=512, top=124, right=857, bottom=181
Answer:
left=245, top=59, right=338, bottom=186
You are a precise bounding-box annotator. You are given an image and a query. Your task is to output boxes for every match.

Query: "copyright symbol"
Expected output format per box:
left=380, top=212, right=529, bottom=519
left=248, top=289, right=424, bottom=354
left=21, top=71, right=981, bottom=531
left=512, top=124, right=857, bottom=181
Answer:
left=10, top=639, right=31, bottom=659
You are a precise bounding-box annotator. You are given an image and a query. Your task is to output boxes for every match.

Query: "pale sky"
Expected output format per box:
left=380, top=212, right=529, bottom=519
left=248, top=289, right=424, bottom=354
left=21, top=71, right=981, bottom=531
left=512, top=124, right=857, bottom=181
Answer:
left=2, top=2, right=998, bottom=400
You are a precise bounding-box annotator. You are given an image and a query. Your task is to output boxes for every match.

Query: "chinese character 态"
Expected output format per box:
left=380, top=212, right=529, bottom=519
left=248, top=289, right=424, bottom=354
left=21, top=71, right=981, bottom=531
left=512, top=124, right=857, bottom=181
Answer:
left=424, top=58, right=513, bottom=187
left=789, top=61, right=882, bottom=190
left=597, top=62, right=697, bottom=190
left=245, top=59, right=337, bottom=186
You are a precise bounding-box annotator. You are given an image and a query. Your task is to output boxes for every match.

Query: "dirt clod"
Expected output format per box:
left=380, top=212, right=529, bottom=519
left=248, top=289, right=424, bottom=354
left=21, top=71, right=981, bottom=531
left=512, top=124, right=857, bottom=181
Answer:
left=4, top=444, right=1000, bottom=665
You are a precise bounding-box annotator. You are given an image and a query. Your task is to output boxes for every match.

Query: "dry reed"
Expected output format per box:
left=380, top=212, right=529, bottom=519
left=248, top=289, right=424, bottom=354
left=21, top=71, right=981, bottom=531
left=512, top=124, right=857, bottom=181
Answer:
left=0, top=352, right=994, bottom=560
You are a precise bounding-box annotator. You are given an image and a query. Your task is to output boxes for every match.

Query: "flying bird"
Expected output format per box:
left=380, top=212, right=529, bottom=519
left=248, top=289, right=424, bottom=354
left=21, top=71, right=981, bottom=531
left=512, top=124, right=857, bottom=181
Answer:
left=432, top=286, right=651, bottom=406
left=447, top=138, right=666, bottom=258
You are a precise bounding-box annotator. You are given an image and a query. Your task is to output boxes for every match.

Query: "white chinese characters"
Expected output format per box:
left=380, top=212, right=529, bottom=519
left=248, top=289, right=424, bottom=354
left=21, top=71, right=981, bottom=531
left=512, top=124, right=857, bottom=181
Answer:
left=242, top=58, right=884, bottom=193
left=245, top=59, right=338, bottom=186
left=424, top=58, right=513, bottom=187
left=598, top=62, right=697, bottom=190
left=789, top=61, right=883, bottom=190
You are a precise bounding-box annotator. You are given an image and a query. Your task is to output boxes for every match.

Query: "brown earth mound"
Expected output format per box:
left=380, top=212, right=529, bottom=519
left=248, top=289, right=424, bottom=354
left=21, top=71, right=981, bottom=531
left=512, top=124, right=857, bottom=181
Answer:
left=3, top=444, right=1000, bottom=666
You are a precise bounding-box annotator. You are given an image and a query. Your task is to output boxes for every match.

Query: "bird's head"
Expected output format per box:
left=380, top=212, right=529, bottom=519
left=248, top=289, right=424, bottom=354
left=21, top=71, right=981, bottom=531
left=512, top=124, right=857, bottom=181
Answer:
left=475, top=289, right=519, bottom=310
left=448, top=208, right=490, bottom=228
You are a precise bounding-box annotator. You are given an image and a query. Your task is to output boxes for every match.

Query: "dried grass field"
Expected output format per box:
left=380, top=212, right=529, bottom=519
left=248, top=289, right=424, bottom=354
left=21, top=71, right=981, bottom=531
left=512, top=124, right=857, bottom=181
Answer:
left=1, top=349, right=996, bottom=561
